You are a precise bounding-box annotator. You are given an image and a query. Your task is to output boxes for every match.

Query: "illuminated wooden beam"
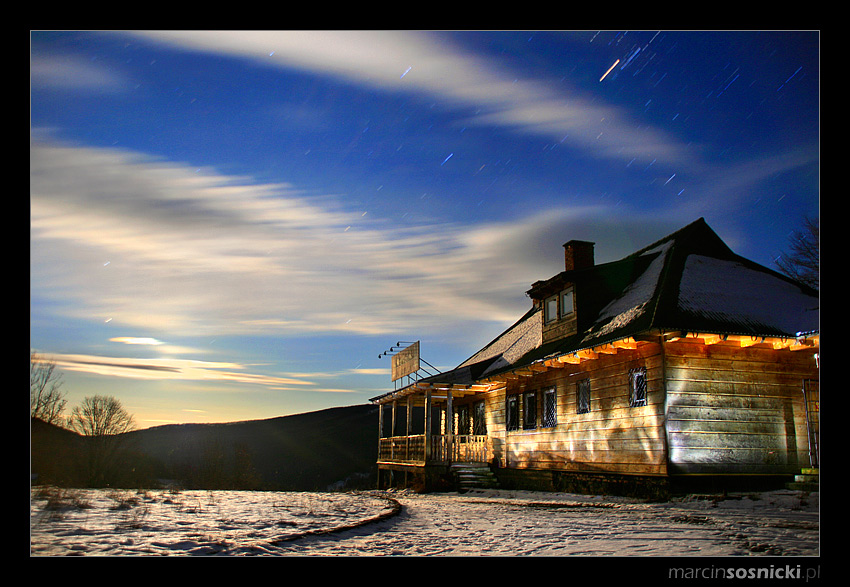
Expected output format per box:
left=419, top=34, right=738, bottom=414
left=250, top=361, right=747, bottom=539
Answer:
left=702, top=333, right=727, bottom=345
left=594, top=343, right=619, bottom=354
left=765, top=337, right=792, bottom=350
left=789, top=338, right=817, bottom=351
left=611, top=337, right=637, bottom=350
left=679, top=332, right=733, bottom=345
left=481, top=374, right=509, bottom=384
left=789, top=342, right=811, bottom=351
left=451, top=385, right=481, bottom=396
left=684, top=333, right=818, bottom=351
left=737, top=335, right=764, bottom=348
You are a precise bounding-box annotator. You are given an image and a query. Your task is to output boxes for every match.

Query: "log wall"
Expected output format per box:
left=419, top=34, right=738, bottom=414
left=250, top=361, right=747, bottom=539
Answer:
left=483, top=342, right=669, bottom=477
left=664, top=339, right=819, bottom=476
left=479, top=338, right=819, bottom=480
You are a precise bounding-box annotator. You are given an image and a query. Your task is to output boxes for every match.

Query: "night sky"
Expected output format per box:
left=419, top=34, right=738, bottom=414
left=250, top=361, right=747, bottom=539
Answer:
left=30, top=31, right=819, bottom=428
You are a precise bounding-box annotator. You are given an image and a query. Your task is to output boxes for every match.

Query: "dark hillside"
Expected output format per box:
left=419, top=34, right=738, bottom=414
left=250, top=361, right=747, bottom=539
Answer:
left=124, top=404, right=379, bottom=490
left=31, top=417, right=84, bottom=486
left=31, top=404, right=380, bottom=491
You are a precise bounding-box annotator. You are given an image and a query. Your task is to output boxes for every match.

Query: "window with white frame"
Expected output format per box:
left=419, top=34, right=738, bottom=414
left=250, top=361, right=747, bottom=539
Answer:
left=544, top=295, right=558, bottom=323
left=544, top=288, right=576, bottom=323
left=560, top=287, right=575, bottom=318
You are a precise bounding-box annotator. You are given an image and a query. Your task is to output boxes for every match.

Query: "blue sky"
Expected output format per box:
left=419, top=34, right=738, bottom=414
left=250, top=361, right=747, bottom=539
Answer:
left=31, top=30, right=819, bottom=429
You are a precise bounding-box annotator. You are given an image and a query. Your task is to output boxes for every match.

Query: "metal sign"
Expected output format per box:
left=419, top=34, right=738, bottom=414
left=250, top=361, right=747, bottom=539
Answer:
left=391, top=341, right=420, bottom=382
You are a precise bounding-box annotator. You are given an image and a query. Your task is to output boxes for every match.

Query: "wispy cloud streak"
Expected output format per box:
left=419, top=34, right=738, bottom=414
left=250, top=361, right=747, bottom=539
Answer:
left=38, top=130, right=786, bottom=344
left=30, top=139, right=565, bottom=339
left=129, top=30, right=697, bottom=170
left=47, top=353, right=387, bottom=395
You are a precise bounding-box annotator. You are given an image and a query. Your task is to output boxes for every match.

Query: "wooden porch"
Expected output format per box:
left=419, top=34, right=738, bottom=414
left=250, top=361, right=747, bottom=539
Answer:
left=374, top=380, right=497, bottom=471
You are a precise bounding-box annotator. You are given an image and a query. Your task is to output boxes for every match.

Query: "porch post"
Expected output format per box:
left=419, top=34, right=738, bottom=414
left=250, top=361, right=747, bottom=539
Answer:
left=376, top=403, right=385, bottom=489
left=391, top=400, right=397, bottom=460
left=406, top=394, right=412, bottom=462
left=424, top=387, right=432, bottom=462
left=446, top=389, right=454, bottom=464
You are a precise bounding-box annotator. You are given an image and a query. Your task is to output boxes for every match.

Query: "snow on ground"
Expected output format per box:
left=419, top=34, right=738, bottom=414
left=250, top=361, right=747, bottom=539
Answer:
left=30, top=485, right=819, bottom=557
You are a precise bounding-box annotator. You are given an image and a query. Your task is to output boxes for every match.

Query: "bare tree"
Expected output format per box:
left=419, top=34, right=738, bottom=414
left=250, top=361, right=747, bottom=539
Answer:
left=775, top=216, right=819, bottom=290
left=69, top=395, right=136, bottom=487
left=30, top=352, right=67, bottom=426
left=69, top=395, right=136, bottom=437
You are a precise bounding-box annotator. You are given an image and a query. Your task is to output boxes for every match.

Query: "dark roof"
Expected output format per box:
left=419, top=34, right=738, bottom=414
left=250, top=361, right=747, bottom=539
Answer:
left=425, top=218, right=820, bottom=385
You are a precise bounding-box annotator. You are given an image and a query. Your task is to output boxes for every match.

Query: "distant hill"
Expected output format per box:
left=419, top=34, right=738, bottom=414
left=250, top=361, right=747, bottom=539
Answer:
left=31, top=417, right=84, bottom=487
left=31, top=404, right=380, bottom=491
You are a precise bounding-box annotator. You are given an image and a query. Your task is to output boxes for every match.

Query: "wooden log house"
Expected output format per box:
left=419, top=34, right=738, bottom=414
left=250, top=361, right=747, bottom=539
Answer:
left=370, top=219, right=819, bottom=497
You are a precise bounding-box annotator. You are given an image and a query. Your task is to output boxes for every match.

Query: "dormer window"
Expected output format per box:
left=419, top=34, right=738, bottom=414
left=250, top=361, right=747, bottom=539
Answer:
left=528, top=242, right=591, bottom=344
left=560, top=287, right=574, bottom=318
left=544, top=287, right=574, bottom=323
left=545, top=295, right=559, bottom=323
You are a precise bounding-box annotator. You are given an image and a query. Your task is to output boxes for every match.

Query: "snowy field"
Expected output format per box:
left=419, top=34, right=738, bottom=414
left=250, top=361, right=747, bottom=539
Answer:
left=30, top=485, right=819, bottom=557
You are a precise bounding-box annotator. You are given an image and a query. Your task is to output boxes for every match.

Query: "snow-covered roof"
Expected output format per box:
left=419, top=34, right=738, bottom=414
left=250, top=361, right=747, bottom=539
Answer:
left=675, top=254, right=819, bottom=336
left=456, top=307, right=542, bottom=374
left=424, top=218, right=819, bottom=385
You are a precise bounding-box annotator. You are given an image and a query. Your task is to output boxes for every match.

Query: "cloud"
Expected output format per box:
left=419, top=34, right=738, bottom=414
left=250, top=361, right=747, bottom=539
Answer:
left=128, top=30, right=697, bottom=170
left=49, top=353, right=316, bottom=387
left=30, top=54, right=131, bottom=93
left=110, top=337, right=165, bottom=346
left=31, top=139, right=693, bottom=342
left=47, top=351, right=390, bottom=398
left=348, top=368, right=390, bottom=376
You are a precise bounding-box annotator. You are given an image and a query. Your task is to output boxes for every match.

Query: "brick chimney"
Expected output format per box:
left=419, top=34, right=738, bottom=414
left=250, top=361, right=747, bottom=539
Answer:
left=564, top=240, right=595, bottom=271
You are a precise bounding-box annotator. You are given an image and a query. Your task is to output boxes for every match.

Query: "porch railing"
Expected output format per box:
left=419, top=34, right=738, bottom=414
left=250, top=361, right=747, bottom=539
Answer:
left=379, top=434, right=489, bottom=464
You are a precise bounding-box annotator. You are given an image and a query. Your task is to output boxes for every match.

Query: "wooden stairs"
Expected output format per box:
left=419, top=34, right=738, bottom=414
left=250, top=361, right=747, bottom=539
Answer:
left=786, top=468, right=819, bottom=491
left=452, top=463, right=499, bottom=490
